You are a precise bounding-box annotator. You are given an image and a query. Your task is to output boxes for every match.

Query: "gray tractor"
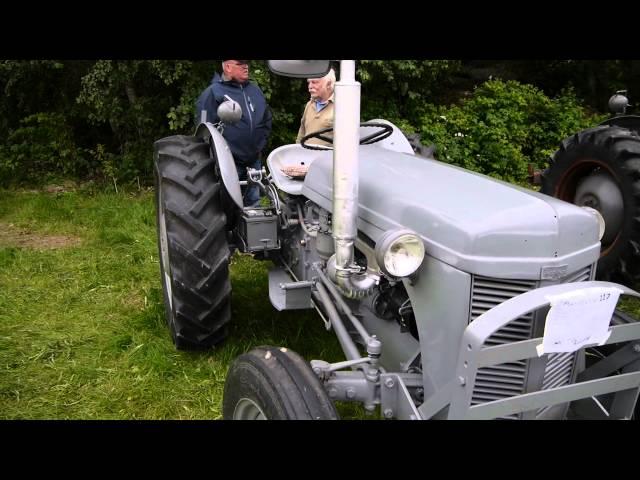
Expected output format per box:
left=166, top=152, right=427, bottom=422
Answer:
left=154, top=61, right=640, bottom=420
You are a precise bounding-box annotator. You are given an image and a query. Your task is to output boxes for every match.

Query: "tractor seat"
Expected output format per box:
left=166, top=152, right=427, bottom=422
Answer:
left=266, top=144, right=331, bottom=196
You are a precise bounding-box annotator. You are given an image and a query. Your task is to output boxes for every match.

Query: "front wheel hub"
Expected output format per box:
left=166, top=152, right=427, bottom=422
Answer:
left=574, top=171, right=624, bottom=246
left=233, top=398, right=267, bottom=420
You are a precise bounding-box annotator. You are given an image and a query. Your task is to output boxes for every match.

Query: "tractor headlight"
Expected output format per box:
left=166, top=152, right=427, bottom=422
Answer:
left=375, top=229, right=425, bottom=278
left=582, top=206, right=606, bottom=241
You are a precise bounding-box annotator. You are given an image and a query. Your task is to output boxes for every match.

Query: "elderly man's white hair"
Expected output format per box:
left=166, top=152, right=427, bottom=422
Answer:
left=324, top=68, right=336, bottom=91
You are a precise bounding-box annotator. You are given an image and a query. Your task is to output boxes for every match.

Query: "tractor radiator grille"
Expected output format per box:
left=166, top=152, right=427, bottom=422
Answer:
left=470, top=276, right=537, bottom=420
left=536, top=265, right=592, bottom=417
left=470, top=265, right=593, bottom=420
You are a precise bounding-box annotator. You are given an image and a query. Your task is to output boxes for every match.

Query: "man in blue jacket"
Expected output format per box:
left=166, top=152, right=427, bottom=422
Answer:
left=195, top=60, right=273, bottom=206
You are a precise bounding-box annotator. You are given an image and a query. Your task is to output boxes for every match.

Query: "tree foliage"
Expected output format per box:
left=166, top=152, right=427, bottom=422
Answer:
left=0, top=59, right=637, bottom=187
left=415, top=80, right=604, bottom=181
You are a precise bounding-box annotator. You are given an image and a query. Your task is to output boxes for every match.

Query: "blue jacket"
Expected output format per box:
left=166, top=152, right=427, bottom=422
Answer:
left=195, top=73, right=273, bottom=165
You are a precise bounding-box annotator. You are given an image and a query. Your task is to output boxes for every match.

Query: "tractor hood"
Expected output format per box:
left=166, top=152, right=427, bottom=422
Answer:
left=300, top=145, right=601, bottom=280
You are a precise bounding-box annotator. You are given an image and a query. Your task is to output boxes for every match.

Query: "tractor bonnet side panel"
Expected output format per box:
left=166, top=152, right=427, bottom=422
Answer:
left=301, top=145, right=601, bottom=280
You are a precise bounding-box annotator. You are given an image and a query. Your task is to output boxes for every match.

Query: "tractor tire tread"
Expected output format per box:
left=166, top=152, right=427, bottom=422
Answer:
left=542, top=126, right=640, bottom=285
left=154, top=135, right=232, bottom=350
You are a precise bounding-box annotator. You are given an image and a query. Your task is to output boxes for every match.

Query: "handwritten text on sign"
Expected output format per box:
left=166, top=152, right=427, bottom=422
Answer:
left=537, top=287, right=623, bottom=356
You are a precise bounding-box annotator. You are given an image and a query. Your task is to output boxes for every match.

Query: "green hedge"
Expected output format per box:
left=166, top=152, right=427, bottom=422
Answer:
left=414, top=80, right=604, bottom=183
left=0, top=61, right=608, bottom=187
left=0, top=113, right=93, bottom=184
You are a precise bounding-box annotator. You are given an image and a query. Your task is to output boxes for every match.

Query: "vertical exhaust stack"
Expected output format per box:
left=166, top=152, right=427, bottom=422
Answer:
left=329, top=60, right=376, bottom=298
left=333, top=61, right=360, bottom=275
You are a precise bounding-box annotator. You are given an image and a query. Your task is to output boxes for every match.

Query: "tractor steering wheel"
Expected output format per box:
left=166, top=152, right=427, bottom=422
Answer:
left=300, top=122, right=394, bottom=151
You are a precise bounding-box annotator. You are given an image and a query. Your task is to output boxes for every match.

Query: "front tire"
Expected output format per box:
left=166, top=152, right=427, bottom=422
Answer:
left=223, top=346, right=339, bottom=420
left=542, top=126, right=640, bottom=285
left=154, top=135, right=232, bottom=350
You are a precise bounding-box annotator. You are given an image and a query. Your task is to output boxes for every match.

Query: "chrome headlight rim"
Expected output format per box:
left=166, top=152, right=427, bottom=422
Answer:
left=581, top=206, right=606, bottom=241
left=374, top=228, right=426, bottom=278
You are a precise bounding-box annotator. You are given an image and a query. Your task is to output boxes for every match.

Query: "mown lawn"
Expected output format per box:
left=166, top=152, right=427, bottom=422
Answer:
left=1, top=187, right=639, bottom=420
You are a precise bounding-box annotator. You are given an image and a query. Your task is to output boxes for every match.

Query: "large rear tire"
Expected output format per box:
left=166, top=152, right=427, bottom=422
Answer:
left=222, top=346, right=339, bottom=420
left=541, top=126, right=640, bottom=285
left=154, top=135, right=232, bottom=350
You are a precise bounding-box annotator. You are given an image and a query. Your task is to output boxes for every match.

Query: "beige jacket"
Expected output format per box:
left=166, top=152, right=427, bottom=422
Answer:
left=296, top=94, right=335, bottom=146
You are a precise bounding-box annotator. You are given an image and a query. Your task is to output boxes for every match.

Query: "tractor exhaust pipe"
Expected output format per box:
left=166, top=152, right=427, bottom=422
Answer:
left=329, top=60, right=376, bottom=298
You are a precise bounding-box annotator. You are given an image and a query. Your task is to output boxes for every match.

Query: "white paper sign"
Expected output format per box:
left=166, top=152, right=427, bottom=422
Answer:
left=536, top=287, right=623, bottom=356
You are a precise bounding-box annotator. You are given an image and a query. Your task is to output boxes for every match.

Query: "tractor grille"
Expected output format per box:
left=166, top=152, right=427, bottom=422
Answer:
left=470, top=276, right=537, bottom=419
left=469, top=265, right=593, bottom=420
left=536, top=265, right=592, bottom=417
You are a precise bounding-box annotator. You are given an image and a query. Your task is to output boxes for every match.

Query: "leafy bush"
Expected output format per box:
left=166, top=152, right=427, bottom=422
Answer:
left=0, top=112, right=92, bottom=186
left=358, top=60, right=463, bottom=122
left=0, top=61, right=619, bottom=187
left=415, top=80, right=605, bottom=182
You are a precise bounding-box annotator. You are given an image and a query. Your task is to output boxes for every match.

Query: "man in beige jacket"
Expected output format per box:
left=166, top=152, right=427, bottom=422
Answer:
left=296, top=69, right=336, bottom=147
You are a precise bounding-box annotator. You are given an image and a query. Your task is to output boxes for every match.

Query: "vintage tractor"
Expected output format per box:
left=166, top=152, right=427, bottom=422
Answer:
left=154, top=61, right=640, bottom=420
left=539, top=90, right=640, bottom=286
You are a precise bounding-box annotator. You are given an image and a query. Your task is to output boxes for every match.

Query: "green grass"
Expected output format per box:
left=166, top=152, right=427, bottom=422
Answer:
left=1, top=187, right=638, bottom=420
left=0, top=188, right=367, bottom=419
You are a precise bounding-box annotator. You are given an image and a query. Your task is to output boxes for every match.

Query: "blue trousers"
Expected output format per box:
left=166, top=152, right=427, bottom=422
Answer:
left=236, top=158, right=262, bottom=206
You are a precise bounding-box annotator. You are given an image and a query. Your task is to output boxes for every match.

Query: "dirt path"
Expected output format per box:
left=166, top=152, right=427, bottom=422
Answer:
left=0, top=222, right=81, bottom=250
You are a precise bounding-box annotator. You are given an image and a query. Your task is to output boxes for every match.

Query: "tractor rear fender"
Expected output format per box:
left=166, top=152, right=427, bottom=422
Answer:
left=195, top=122, right=244, bottom=210
left=419, top=281, right=640, bottom=420
left=599, top=115, right=640, bottom=134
